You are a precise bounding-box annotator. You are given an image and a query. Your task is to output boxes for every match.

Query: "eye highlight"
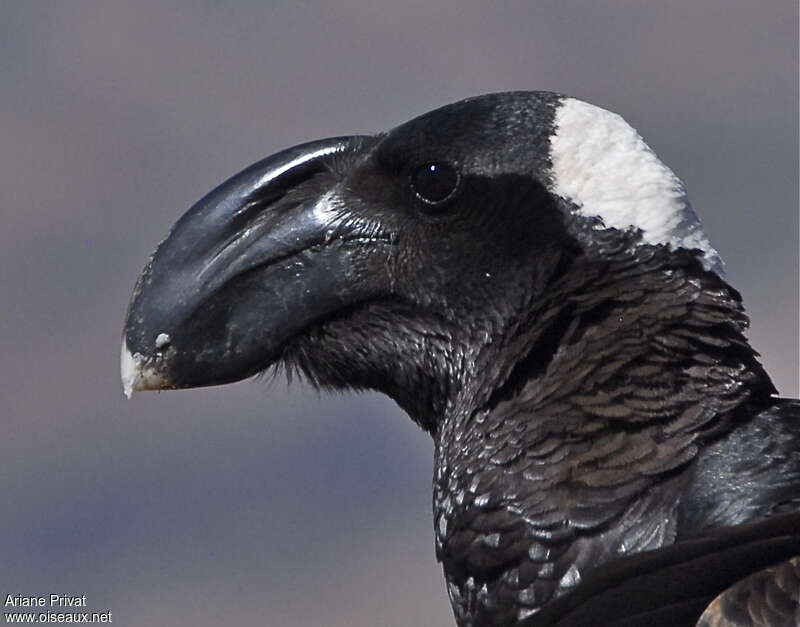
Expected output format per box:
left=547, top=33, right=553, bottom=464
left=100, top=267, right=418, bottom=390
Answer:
left=410, top=162, right=460, bottom=206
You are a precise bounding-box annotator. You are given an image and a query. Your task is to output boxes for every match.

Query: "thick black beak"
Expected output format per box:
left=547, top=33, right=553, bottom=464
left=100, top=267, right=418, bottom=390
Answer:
left=121, top=135, right=387, bottom=397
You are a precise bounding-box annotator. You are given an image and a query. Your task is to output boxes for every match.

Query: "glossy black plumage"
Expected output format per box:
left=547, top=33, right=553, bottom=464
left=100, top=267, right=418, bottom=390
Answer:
left=122, top=92, right=800, bottom=626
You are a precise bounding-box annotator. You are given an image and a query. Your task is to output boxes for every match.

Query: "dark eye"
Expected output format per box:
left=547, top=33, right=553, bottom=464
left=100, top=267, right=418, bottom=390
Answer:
left=410, top=162, right=460, bottom=206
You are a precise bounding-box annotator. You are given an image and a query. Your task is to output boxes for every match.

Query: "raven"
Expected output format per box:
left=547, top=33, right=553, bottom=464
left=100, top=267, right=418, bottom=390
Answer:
left=121, top=92, right=800, bottom=626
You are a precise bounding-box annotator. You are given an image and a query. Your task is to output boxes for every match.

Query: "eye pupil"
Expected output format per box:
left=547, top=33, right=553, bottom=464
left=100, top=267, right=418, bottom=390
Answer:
left=411, top=162, right=459, bottom=205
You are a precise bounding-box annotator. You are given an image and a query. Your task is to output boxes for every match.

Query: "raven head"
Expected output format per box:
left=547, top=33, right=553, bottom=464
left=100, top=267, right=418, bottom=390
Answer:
left=122, top=92, right=720, bottom=428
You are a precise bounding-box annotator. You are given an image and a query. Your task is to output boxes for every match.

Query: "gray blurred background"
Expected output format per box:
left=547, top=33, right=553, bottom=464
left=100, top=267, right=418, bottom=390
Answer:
left=1, top=2, right=797, bottom=626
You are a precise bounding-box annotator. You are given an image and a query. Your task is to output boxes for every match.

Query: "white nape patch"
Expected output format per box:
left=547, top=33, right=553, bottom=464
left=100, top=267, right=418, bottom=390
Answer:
left=120, top=342, right=167, bottom=399
left=549, top=98, right=723, bottom=274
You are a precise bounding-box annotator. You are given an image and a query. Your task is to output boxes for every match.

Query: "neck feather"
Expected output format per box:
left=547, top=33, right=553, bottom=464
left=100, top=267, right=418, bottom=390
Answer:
left=433, top=243, right=775, bottom=621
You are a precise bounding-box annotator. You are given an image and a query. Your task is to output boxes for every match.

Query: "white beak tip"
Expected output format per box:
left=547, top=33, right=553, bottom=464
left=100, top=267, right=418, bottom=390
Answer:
left=120, top=341, right=169, bottom=398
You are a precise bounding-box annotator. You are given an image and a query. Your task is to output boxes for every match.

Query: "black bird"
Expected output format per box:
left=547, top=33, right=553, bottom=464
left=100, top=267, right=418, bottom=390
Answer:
left=121, top=92, right=800, bottom=626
